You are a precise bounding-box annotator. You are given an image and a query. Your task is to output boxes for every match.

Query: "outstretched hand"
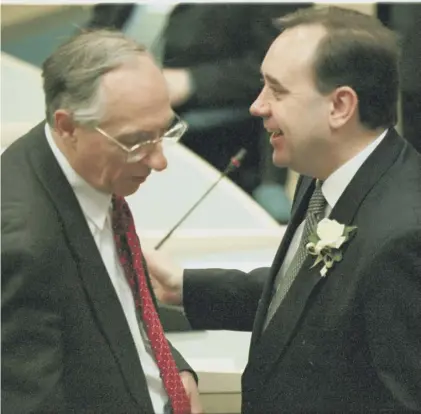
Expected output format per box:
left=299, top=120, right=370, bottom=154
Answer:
left=143, top=248, right=185, bottom=306
left=163, top=68, right=193, bottom=107
left=180, top=371, right=203, bottom=414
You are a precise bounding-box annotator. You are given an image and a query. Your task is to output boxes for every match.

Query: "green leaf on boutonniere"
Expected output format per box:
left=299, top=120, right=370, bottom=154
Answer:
left=332, top=250, right=343, bottom=262
left=308, top=233, right=319, bottom=244
left=310, top=254, right=324, bottom=269
left=344, top=226, right=358, bottom=237
left=306, top=219, right=358, bottom=277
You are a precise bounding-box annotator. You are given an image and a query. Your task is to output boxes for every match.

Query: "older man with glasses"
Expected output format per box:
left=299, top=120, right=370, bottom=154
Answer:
left=1, top=29, right=201, bottom=414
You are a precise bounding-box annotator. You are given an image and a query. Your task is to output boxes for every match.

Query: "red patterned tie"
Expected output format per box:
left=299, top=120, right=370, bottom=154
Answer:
left=112, top=195, right=191, bottom=414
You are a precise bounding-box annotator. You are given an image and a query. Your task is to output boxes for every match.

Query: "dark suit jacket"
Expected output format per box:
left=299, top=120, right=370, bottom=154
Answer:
left=1, top=123, right=194, bottom=413
left=183, top=129, right=421, bottom=412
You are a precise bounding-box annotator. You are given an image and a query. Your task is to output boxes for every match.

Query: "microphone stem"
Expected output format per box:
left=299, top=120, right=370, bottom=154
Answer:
left=154, top=148, right=246, bottom=250
left=154, top=174, right=225, bottom=250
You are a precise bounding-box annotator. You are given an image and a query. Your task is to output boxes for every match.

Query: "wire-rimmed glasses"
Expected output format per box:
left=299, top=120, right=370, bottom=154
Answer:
left=95, top=113, right=188, bottom=163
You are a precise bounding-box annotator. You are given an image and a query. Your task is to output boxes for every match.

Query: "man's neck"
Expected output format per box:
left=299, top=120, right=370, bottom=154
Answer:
left=315, top=127, right=388, bottom=181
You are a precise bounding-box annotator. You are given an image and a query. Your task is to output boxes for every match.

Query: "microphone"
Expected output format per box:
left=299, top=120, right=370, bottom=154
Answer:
left=154, top=148, right=247, bottom=250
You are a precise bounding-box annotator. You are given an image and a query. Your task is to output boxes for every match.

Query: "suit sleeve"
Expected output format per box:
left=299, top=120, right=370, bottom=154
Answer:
left=187, top=4, right=312, bottom=107
left=363, top=230, right=421, bottom=410
left=183, top=267, right=269, bottom=331
left=1, top=212, right=65, bottom=413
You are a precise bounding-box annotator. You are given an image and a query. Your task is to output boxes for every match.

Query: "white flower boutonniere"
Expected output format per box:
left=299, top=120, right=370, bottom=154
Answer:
left=306, top=218, right=357, bottom=277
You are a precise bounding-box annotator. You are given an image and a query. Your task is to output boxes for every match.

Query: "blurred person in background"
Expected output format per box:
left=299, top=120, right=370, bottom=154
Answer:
left=87, top=2, right=313, bottom=223
left=378, top=2, right=421, bottom=154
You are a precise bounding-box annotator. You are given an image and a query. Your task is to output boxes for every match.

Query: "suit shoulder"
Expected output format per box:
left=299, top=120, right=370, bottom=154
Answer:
left=2, top=170, right=63, bottom=267
left=365, top=145, right=421, bottom=221
left=2, top=123, right=46, bottom=186
left=2, top=201, right=62, bottom=264
left=359, top=227, right=421, bottom=298
left=2, top=122, right=44, bottom=158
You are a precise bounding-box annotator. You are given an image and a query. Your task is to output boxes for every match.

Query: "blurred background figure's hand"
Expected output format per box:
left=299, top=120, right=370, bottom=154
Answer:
left=163, top=68, right=193, bottom=107
left=143, top=248, right=185, bottom=306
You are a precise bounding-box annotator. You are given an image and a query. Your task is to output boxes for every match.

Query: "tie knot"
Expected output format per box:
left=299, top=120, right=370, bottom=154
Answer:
left=112, top=195, right=130, bottom=235
left=307, top=180, right=326, bottom=218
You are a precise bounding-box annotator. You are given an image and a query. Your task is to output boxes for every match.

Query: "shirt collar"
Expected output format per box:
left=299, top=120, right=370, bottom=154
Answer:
left=44, top=123, right=112, bottom=231
left=321, top=129, right=388, bottom=210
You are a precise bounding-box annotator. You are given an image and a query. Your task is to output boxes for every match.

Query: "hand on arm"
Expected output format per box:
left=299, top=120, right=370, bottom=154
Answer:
left=144, top=248, right=269, bottom=331
left=143, top=248, right=184, bottom=306
left=163, top=68, right=194, bottom=107
left=180, top=371, right=203, bottom=414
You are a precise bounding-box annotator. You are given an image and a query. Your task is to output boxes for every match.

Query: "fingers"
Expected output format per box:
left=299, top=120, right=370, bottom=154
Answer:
left=190, top=390, right=204, bottom=414
left=142, top=247, right=184, bottom=306
left=180, top=371, right=203, bottom=414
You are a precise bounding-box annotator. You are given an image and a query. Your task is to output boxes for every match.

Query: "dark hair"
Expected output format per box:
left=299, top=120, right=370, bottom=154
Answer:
left=275, top=6, right=400, bottom=129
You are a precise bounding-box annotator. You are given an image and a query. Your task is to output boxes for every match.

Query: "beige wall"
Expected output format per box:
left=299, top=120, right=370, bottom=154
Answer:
left=1, top=5, right=62, bottom=27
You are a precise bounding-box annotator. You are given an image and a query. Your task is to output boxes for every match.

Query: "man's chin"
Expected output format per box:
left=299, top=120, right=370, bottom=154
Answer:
left=115, top=180, right=146, bottom=197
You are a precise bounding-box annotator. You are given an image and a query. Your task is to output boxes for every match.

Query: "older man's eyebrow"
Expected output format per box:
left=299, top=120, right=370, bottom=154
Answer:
left=117, top=115, right=176, bottom=145
left=117, top=131, right=155, bottom=145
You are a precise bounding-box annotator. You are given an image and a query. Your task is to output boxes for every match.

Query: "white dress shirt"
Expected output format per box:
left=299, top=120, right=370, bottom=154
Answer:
left=279, top=129, right=388, bottom=277
left=45, top=124, right=169, bottom=413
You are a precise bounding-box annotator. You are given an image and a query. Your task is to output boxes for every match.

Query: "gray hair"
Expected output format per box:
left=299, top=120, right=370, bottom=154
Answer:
left=42, top=29, right=147, bottom=127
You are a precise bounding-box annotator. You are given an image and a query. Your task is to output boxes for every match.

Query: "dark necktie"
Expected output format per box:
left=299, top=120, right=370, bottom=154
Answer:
left=112, top=195, right=191, bottom=414
left=264, top=180, right=327, bottom=329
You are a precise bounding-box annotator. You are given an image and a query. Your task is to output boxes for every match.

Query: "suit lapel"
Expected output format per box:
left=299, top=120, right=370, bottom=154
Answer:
left=27, top=123, right=154, bottom=412
left=250, top=176, right=315, bottom=345
left=245, top=128, right=405, bottom=383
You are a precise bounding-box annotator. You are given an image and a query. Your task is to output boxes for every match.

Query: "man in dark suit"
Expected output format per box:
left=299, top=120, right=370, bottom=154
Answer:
left=144, top=7, right=421, bottom=413
left=1, top=30, right=201, bottom=413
